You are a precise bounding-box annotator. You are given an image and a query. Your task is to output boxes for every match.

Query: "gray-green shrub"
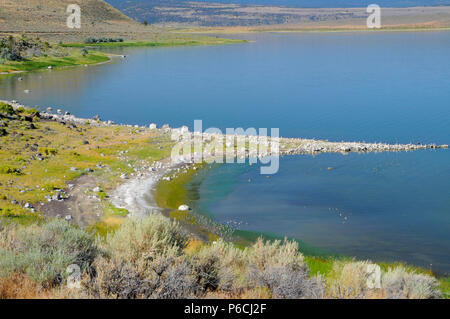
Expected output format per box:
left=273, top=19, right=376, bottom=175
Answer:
left=0, top=219, right=98, bottom=287
left=88, top=215, right=194, bottom=298
left=192, top=240, right=246, bottom=293
left=327, top=261, right=442, bottom=299
left=103, top=214, right=187, bottom=265
left=382, top=267, right=441, bottom=299
left=246, top=239, right=324, bottom=298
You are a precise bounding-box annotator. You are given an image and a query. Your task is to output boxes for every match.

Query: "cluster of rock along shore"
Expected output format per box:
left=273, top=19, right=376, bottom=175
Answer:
left=5, top=100, right=448, bottom=156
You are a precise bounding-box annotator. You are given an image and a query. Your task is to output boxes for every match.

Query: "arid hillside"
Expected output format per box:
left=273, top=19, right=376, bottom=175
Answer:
left=0, top=0, right=142, bottom=31
left=0, top=0, right=165, bottom=42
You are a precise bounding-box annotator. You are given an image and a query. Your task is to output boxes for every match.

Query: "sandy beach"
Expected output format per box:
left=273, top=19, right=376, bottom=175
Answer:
left=109, top=158, right=178, bottom=218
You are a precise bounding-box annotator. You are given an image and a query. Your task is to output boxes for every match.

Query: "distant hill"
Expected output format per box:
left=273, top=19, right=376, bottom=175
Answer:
left=166, top=0, right=450, bottom=7
left=0, top=0, right=144, bottom=34
left=105, top=0, right=450, bottom=27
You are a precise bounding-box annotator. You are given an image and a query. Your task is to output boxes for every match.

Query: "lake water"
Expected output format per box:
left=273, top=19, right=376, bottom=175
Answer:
left=1, top=32, right=449, bottom=273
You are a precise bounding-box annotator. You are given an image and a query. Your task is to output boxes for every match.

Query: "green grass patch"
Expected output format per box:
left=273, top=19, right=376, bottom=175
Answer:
left=169, top=209, right=194, bottom=223
left=105, top=203, right=129, bottom=217
left=86, top=203, right=129, bottom=238
left=0, top=50, right=109, bottom=74
left=0, top=102, right=15, bottom=115
left=439, top=277, right=450, bottom=299
left=0, top=165, right=23, bottom=175
left=0, top=206, right=43, bottom=226
left=61, top=37, right=246, bottom=49
left=304, top=256, right=335, bottom=277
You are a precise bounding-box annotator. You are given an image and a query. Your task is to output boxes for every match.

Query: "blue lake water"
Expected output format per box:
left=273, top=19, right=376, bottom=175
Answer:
left=1, top=32, right=449, bottom=273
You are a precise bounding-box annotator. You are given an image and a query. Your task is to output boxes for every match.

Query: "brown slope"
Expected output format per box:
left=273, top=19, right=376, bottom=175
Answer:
left=0, top=0, right=153, bottom=41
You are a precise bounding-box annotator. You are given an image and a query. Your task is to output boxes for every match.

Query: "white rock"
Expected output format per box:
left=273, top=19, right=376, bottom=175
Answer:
left=178, top=204, right=190, bottom=211
left=149, top=123, right=157, bottom=129
left=181, top=126, right=189, bottom=133
left=65, top=215, right=72, bottom=221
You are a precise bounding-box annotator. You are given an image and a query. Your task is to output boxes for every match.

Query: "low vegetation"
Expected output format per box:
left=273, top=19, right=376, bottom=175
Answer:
left=84, top=37, right=124, bottom=44
left=0, top=215, right=444, bottom=299
left=62, top=36, right=246, bottom=48
left=0, top=219, right=98, bottom=287
left=0, top=35, right=50, bottom=62
left=0, top=36, right=110, bottom=74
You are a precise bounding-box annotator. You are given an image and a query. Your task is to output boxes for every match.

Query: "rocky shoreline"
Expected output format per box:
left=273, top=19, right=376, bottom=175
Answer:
left=5, top=100, right=447, bottom=157
left=3, top=99, right=448, bottom=219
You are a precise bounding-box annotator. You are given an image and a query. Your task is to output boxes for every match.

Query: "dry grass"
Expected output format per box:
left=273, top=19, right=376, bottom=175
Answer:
left=0, top=273, right=51, bottom=299
left=327, top=260, right=442, bottom=299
